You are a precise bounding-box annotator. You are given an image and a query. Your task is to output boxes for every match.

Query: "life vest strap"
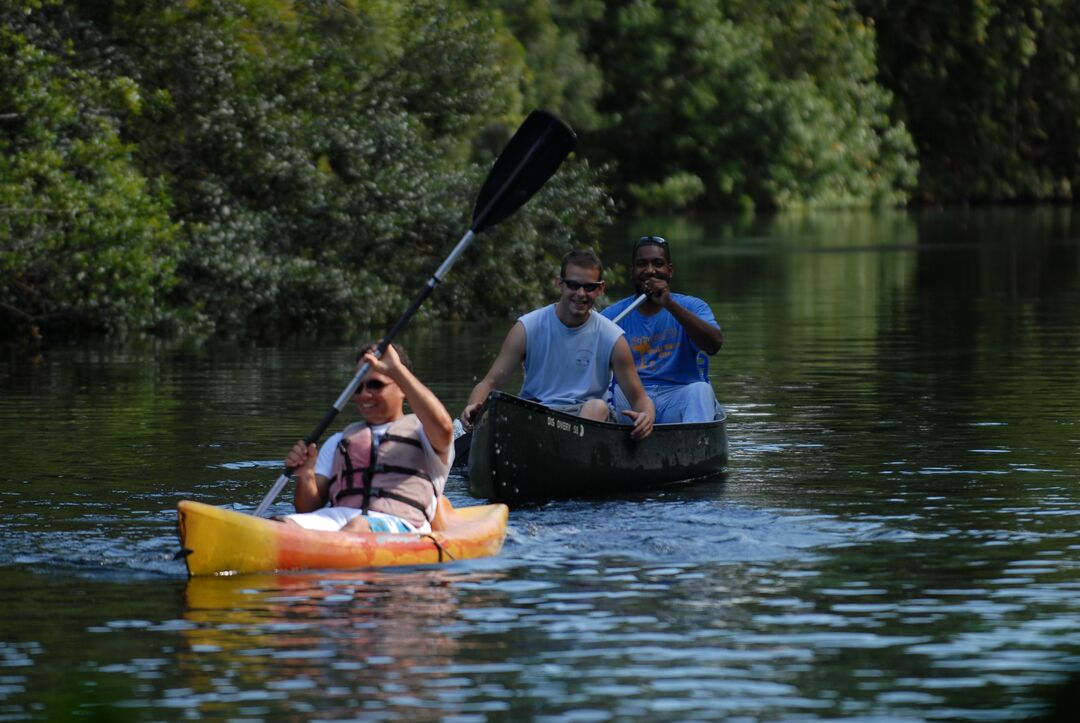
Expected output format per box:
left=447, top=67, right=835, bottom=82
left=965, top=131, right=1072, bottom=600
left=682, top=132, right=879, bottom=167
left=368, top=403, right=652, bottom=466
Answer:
left=383, top=433, right=423, bottom=448
left=371, top=463, right=431, bottom=481
left=334, top=487, right=432, bottom=521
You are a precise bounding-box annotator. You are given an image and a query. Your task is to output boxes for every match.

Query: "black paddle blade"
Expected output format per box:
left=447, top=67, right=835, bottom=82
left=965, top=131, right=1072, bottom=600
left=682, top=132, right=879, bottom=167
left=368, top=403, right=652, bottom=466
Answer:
left=471, top=110, right=576, bottom=234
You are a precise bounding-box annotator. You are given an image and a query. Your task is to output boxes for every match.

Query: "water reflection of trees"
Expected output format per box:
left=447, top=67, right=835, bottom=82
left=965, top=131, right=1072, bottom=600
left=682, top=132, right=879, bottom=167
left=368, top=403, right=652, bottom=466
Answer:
left=181, top=569, right=497, bottom=718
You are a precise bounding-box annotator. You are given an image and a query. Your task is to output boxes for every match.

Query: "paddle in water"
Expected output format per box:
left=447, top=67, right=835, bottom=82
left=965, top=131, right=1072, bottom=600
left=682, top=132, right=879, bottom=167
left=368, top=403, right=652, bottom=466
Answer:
left=253, top=111, right=577, bottom=517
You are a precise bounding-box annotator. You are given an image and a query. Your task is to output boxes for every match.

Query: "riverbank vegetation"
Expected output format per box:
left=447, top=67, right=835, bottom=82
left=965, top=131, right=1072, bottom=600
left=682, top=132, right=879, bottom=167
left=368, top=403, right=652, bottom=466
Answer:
left=3, top=0, right=1077, bottom=340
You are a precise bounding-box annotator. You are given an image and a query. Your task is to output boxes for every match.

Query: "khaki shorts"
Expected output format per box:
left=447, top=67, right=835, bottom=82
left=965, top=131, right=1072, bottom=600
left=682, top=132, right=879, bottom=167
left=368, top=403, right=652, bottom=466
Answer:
left=549, top=401, right=617, bottom=423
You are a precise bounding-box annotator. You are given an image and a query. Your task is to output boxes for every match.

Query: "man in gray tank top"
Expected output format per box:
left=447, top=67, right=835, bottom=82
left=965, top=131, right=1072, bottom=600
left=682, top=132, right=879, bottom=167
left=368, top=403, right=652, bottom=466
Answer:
left=461, top=249, right=655, bottom=440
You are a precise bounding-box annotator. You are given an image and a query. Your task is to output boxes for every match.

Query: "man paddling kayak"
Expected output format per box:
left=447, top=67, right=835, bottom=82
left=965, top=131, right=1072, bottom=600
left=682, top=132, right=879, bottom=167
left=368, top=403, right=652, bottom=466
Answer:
left=461, top=248, right=655, bottom=440
left=601, top=234, right=724, bottom=424
left=280, top=342, right=454, bottom=534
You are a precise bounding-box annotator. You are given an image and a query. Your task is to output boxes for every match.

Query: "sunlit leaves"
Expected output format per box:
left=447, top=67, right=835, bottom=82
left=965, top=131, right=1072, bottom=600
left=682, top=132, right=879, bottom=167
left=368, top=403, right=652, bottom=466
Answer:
left=0, top=0, right=610, bottom=339
left=0, top=5, right=180, bottom=336
left=583, top=0, right=917, bottom=212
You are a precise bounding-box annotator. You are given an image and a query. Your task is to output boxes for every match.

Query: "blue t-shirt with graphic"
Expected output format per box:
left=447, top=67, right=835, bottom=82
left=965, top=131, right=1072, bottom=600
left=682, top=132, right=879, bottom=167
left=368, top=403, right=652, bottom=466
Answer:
left=601, top=293, right=717, bottom=386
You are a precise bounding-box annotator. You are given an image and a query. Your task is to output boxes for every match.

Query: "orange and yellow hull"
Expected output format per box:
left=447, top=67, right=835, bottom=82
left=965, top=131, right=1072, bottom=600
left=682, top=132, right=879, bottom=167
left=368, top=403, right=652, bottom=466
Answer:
left=177, top=497, right=509, bottom=576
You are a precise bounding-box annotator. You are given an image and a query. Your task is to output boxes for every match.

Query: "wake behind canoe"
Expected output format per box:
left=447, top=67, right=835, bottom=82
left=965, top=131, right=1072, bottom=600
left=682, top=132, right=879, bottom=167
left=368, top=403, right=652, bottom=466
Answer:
left=177, top=497, right=508, bottom=576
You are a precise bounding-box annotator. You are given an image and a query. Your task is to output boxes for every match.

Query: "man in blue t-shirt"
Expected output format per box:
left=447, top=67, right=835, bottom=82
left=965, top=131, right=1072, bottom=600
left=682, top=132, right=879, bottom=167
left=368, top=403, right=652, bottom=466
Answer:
left=601, top=235, right=724, bottom=424
left=461, top=248, right=655, bottom=440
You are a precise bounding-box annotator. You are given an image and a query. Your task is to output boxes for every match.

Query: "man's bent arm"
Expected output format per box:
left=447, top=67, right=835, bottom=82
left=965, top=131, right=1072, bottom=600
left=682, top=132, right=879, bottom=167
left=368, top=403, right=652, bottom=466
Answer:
left=665, top=298, right=723, bottom=355
left=463, top=322, right=527, bottom=424
left=611, top=338, right=655, bottom=440
left=394, top=368, right=454, bottom=463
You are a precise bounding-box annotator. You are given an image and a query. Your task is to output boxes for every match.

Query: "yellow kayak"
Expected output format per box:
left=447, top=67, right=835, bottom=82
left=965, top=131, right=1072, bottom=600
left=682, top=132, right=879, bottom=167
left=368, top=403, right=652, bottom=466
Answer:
left=177, top=497, right=509, bottom=576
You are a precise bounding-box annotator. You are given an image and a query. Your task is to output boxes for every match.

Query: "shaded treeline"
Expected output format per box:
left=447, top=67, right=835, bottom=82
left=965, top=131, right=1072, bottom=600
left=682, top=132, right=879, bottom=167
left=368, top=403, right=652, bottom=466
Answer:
left=2, top=0, right=1076, bottom=339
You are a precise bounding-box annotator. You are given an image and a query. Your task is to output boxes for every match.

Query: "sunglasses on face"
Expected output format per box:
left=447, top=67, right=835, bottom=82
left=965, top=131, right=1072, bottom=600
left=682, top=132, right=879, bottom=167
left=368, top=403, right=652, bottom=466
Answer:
left=354, top=379, right=392, bottom=394
left=561, top=278, right=603, bottom=293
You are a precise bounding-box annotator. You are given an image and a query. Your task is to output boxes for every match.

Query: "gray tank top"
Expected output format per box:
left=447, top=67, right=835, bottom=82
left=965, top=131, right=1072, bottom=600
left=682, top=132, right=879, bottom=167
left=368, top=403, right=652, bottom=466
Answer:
left=518, top=305, right=623, bottom=406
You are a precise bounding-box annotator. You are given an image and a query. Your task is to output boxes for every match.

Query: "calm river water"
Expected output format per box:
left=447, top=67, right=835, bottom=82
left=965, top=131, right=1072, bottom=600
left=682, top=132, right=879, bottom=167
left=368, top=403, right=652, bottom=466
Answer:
left=2, top=208, right=1079, bottom=720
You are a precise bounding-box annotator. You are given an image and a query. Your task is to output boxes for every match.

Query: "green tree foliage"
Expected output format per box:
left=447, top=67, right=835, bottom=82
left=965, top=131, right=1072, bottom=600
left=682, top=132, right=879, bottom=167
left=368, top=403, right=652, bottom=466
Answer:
left=472, top=0, right=606, bottom=131
left=9, top=0, right=1077, bottom=340
left=1, top=0, right=180, bottom=336
left=582, top=0, right=917, bottom=212
left=2, top=0, right=610, bottom=340
left=65, top=0, right=609, bottom=335
left=859, top=0, right=1080, bottom=203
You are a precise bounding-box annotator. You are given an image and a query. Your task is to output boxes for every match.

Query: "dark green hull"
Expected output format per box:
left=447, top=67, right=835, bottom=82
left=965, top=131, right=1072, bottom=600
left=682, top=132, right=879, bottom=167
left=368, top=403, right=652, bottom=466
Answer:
left=467, top=392, right=728, bottom=503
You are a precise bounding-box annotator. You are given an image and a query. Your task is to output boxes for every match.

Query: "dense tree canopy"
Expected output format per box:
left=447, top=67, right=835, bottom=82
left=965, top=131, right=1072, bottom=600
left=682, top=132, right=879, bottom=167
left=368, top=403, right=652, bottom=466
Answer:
left=1, top=0, right=1076, bottom=340
left=582, top=0, right=917, bottom=212
left=858, top=0, right=1080, bottom=203
left=3, top=0, right=610, bottom=339
left=1, top=0, right=180, bottom=334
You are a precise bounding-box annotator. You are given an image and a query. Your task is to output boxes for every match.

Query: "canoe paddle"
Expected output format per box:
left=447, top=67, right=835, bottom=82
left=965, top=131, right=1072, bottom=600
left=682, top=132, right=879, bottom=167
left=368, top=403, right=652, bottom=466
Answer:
left=611, top=293, right=648, bottom=324
left=253, top=110, right=577, bottom=517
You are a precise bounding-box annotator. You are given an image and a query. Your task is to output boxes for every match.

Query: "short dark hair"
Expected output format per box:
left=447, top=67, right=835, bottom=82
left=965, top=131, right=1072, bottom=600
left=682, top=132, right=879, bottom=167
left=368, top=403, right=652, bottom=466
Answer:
left=356, top=340, right=412, bottom=371
left=560, top=248, right=604, bottom=279
left=633, top=235, right=671, bottom=263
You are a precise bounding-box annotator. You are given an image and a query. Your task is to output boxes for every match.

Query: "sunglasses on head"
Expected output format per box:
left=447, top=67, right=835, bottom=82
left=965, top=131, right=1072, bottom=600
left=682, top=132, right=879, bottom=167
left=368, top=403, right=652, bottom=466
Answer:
left=561, top=278, right=603, bottom=293
left=635, top=235, right=668, bottom=248
left=354, top=379, right=391, bottom=394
